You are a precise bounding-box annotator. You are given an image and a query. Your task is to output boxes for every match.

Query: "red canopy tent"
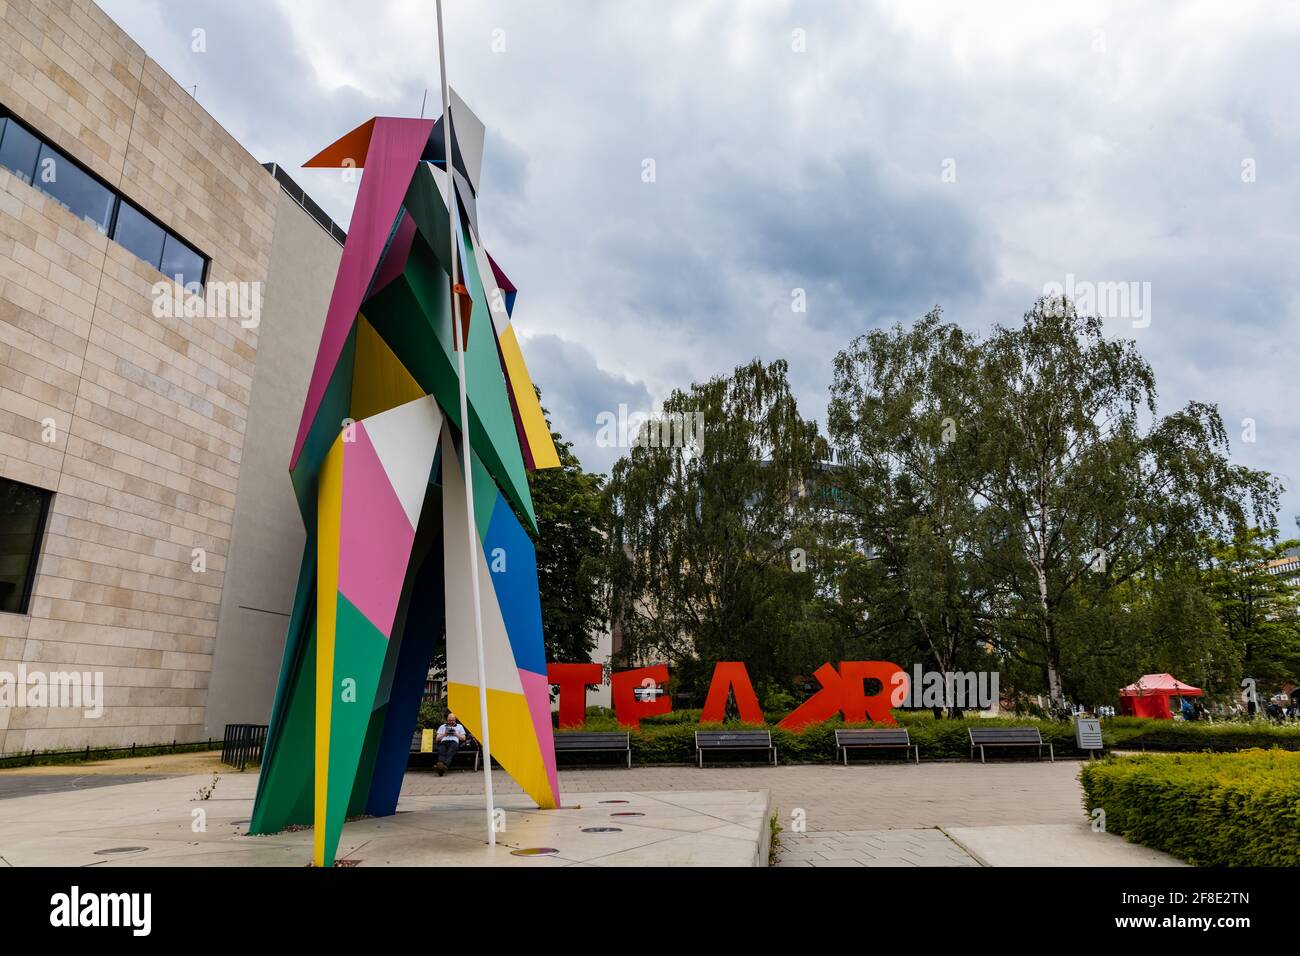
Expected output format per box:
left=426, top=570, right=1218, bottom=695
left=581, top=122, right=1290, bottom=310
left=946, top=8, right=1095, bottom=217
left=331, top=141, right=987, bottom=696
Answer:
left=1118, top=673, right=1203, bottom=719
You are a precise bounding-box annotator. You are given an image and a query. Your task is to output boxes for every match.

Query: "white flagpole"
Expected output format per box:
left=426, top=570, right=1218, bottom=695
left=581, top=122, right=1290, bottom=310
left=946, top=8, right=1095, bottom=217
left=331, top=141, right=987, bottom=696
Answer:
left=436, top=0, right=495, bottom=848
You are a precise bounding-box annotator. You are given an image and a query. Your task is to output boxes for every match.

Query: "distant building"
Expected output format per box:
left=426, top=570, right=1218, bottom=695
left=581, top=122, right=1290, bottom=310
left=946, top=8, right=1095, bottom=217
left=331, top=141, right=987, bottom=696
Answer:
left=1264, top=546, right=1300, bottom=589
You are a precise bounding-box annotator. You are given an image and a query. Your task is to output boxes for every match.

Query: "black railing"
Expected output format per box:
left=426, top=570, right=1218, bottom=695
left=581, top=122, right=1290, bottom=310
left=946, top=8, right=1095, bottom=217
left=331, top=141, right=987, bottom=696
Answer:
left=221, top=724, right=268, bottom=771
left=261, top=162, right=348, bottom=245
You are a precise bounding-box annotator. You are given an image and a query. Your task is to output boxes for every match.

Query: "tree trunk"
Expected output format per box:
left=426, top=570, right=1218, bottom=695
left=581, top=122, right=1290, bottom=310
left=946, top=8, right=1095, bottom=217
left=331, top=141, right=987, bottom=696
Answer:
left=1044, top=626, right=1065, bottom=717
left=1035, top=551, right=1067, bottom=716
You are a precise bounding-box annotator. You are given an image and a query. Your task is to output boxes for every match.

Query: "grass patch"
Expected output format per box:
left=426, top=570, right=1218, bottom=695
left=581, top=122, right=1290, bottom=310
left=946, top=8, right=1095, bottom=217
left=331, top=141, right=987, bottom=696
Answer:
left=0, top=739, right=222, bottom=770
left=768, top=808, right=782, bottom=867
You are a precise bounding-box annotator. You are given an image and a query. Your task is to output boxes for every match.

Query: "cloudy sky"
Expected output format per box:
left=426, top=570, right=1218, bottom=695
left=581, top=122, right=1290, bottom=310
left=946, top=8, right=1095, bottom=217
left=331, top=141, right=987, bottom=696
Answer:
left=98, top=0, right=1300, bottom=527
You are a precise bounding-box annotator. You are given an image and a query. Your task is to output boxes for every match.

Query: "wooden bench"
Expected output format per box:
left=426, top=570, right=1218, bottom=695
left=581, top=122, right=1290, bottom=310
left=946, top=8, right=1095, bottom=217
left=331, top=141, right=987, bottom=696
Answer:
left=695, top=730, right=777, bottom=767
left=968, top=726, right=1053, bottom=763
left=410, top=729, right=481, bottom=770
left=835, top=728, right=919, bottom=765
left=553, top=731, right=632, bottom=768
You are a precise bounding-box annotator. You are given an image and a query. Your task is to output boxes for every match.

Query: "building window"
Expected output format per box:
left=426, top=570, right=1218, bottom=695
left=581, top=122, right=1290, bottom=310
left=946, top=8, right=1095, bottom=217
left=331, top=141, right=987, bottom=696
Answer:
left=159, top=232, right=206, bottom=289
left=0, top=108, right=209, bottom=287
left=0, top=478, right=52, bottom=615
left=0, top=117, right=40, bottom=186
left=113, top=199, right=167, bottom=268
left=34, top=142, right=115, bottom=234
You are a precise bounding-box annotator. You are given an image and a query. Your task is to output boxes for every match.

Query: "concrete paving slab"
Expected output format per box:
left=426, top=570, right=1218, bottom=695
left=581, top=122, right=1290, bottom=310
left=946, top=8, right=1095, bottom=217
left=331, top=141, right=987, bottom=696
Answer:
left=0, top=774, right=167, bottom=799
left=0, top=758, right=1189, bottom=868
left=943, top=823, right=1186, bottom=867
left=782, top=825, right=982, bottom=867
left=0, top=770, right=770, bottom=867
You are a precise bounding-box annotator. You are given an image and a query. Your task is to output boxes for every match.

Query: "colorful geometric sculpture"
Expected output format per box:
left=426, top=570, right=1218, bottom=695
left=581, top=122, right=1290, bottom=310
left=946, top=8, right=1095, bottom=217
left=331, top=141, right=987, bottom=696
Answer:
left=248, top=94, right=561, bottom=867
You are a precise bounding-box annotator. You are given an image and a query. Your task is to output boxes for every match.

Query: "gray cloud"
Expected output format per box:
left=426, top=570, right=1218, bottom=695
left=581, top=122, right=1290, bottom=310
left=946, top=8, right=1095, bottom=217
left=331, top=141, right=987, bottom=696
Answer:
left=96, top=0, right=1300, bottom=527
left=523, top=333, right=654, bottom=475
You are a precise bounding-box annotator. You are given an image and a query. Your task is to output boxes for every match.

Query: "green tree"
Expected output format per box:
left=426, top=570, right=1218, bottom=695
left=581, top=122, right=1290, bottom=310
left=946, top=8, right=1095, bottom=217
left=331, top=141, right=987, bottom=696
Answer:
left=1055, top=567, right=1239, bottom=708
left=827, top=310, right=1000, bottom=715
left=827, top=300, right=1278, bottom=716
left=528, top=401, right=607, bottom=664
left=1203, top=528, right=1300, bottom=694
left=602, top=359, right=828, bottom=701
left=959, top=299, right=1278, bottom=714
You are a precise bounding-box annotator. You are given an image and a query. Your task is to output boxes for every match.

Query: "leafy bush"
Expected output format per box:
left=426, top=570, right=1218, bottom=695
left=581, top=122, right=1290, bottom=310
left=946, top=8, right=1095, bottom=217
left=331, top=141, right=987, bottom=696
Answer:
left=544, top=711, right=1300, bottom=765
left=631, top=724, right=698, bottom=762
left=642, top=708, right=708, bottom=726
left=415, top=699, right=447, bottom=730
left=1100, top=717, right=1300, bottom=752
left=552, top=711, right=1300, bottom=764
left=1080, top=750, right=1300, bottom=866
left=572, top=711, right=621, bottom=732
left=896, top=713, right=1077, bottom=758
left=555, top=711, right=1082, bottom=763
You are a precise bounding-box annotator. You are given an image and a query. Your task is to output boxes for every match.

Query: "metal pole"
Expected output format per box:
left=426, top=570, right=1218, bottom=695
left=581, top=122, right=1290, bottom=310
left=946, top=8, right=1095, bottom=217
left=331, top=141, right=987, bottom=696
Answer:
left=436, top=0, right=495, bottom=848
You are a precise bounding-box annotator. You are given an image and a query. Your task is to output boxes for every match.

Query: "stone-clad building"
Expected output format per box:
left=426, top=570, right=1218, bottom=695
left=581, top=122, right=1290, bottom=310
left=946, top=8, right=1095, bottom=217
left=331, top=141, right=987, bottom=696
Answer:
left=0, top=0, right=340, bottom=753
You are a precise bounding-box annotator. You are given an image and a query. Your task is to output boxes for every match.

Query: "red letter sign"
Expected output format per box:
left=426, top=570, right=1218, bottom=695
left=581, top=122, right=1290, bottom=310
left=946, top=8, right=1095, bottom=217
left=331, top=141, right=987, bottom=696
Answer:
left=547, top=663, right=603, bottom=728
left=778, top=661, right=904, bottom=730
left=700, top=661, right=764, bottom=724
left=778, top=663, right=847, bottom=730
left=611, top=665, right=671, bottom=728
left=839, top=661, right=906, bottom=724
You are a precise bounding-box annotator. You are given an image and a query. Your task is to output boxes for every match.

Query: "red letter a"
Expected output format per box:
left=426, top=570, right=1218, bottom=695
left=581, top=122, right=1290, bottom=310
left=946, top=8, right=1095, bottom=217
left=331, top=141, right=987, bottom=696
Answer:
left=700, top=661, right=764, bottom=724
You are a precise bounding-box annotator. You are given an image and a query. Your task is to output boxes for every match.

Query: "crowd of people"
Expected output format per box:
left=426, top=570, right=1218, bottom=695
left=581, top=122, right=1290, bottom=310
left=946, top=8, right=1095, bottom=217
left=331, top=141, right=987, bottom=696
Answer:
left=1244, top=695, right=1300, bottom=722
left=1074, top=694, right=1299, bottom=722
left=1187, top=693, right=1300, bottom=722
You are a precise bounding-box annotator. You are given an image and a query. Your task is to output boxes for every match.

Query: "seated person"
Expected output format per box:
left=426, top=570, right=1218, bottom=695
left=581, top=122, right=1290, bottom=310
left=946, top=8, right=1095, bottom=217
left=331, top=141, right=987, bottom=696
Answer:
left=435, top=712, right=467, bottom=776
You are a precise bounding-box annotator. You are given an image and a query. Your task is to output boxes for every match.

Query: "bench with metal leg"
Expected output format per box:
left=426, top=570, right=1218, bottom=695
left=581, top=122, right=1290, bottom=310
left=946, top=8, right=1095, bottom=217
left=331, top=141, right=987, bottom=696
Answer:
left=835, top=728, right=919, bottom=764
left=410, top=730, right=481, bottom=770
left=695, top=730, right=777, bottom=767
left=968, top=726, right=1053, bottom=762
left=553, top=731, right=633, bottom=768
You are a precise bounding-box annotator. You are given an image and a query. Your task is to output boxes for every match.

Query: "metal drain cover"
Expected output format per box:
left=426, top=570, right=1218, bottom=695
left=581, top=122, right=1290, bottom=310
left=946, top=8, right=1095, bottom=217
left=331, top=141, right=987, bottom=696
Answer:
left=510, top=847, right=559, bottom=856
left=610, top=812, right=644, bottom=817
left=94, top=846, right=147, bottom=855
left=582, top=827, right=622, bottom=833
left=598, top=799, right=629, bottom=804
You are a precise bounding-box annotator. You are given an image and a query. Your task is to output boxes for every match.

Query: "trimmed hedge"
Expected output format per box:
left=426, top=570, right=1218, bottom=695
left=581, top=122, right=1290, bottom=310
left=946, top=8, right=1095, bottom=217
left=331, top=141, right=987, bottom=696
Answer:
left=1079, top=750, right=1300, bottom=866
left=558, top=712, right=1080, bottom=764
left=1100, top=717, right=1300, bottom=753
left=553, top=712, right=1300, bottom=764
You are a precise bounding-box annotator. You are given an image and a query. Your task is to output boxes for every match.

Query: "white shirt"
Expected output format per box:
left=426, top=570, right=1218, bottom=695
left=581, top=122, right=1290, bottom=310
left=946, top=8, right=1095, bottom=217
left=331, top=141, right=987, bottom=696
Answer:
left=437, top=723, right=466, bottom=742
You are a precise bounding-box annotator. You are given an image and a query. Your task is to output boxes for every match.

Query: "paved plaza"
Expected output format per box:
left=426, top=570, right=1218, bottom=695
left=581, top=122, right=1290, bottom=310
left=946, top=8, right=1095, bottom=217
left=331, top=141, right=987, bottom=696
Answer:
left=0, top=755, right=1182, bottom=867
left=0, top=772, right=769, bottom=867
left=401, top=761, right=1182, bottom=867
